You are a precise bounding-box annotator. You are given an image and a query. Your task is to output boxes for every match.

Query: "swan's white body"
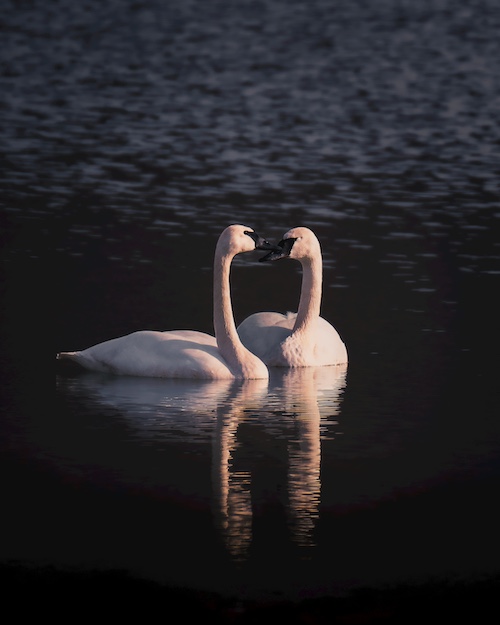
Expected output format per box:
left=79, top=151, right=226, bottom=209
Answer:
left=57, top=225, right=273, bottom=380
left=237, top=227, right=348, bottom=367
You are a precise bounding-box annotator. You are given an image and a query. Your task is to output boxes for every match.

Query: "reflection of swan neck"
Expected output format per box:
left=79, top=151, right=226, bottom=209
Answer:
left=213, top=248, right=268, bottom=379
left=294, top=254, right=322, bottom=334
left=282, top=369, right=322, bottom=549
left=211, top=370, right=346, bottom=560
left=212, top=381, right=266, bottom=560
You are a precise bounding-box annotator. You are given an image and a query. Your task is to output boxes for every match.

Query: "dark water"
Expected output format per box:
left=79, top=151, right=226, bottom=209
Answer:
left=1, top=0, right=500, bottom=616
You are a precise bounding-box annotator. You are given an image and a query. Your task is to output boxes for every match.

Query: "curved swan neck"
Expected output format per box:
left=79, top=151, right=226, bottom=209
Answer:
left=213, top=251, right=238, bottom=353
left=293, top=254, right=322, bottom=334
left=213, top=246, right=267, bottom=379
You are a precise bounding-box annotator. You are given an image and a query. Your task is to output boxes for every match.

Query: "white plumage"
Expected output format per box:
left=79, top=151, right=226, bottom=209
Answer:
left=57, top=225, right=277, bottom=380
left=237, top=227, right=348, bottom=367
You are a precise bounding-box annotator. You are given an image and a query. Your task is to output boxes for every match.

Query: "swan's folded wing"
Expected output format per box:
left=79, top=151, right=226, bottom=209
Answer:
left=237, top=312, right=294, bottom=361
left=311, top=318, right=348, bottom=366
left=58, top=330, right=235, bottom=378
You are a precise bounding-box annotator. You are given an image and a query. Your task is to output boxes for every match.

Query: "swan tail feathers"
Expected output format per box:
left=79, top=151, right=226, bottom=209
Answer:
left=56, top=351, right=96, bottom=371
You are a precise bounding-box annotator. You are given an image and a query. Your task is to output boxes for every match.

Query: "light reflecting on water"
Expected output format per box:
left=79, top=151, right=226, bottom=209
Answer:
left=212, top=367, right=346, bottom=560
left=56, top=366, right=347, bottom=565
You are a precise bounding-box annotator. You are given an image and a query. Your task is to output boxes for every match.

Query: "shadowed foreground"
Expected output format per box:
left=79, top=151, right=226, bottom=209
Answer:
left=2, top=564, right=498, bottom=623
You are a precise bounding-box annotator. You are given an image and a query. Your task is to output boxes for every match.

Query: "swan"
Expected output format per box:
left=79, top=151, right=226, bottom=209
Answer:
left=237, top=226, right=348, bottom=367
left=56, top=225, right=279, bottom=380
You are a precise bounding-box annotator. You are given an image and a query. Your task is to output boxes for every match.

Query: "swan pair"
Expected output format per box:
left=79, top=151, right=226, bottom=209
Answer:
left=57, top=224, right=347, bottom=380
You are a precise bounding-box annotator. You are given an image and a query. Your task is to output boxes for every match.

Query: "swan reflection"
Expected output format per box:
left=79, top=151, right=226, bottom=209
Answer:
left=56, top=365, right=347, bottom=560
left=212, top=366, right=347, bottom=560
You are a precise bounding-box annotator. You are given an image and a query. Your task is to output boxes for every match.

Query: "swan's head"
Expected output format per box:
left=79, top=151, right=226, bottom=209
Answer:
left=219, top=224, right=280, bottom=256
left=259, top=226, right=320, bottom=262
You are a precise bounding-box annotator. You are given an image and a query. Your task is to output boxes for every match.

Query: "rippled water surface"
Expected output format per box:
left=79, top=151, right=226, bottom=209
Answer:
left=1, top=0, right=500, bottom=608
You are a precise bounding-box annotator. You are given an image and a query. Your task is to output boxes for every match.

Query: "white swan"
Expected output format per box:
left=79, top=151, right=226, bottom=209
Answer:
left=56, top=225, right=278, bottom=380
left=237, top=226, right=348, bottom=367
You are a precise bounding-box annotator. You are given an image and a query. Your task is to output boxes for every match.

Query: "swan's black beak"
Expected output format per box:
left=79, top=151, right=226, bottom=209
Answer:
left=256, top=237, right=281, bottom=252
left=245, top=231, right=281, bottom=252
left=259, top=237, right=297, bottom=262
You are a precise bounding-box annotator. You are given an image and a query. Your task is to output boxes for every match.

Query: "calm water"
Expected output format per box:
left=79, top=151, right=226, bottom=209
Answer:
left=1, top=0, right=500, bottom=607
